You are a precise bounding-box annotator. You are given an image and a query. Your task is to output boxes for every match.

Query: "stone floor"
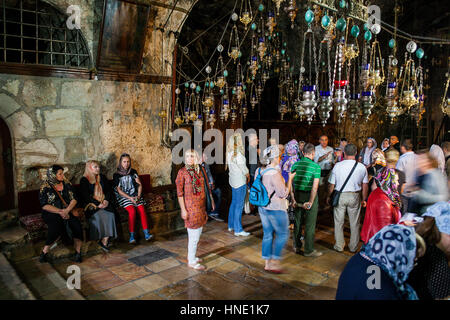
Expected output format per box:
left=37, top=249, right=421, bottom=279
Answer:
left=9, top=212, right=357, bottom=300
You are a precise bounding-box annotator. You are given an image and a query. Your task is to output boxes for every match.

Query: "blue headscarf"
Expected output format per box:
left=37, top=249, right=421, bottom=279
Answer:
left=360, top=224, right=419, bottom=300
left=422, top=201, right=450, bottom=235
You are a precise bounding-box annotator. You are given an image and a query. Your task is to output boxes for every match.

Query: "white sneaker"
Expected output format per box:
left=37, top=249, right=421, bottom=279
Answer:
left=228, top=228, right=234, bottom=232
left=234, top=231, right=250, bottom=237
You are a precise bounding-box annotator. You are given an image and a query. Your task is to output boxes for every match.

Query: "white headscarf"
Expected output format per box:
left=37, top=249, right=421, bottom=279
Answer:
left=430, top=144, right=446, bottom=174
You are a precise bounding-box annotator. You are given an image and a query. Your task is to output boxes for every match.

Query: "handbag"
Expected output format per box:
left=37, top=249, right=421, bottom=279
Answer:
left=330, top=161, right=358, bottom=207
left=200, top=166, right=213, bottom=212
left=50, top=184, right=85, bottom=219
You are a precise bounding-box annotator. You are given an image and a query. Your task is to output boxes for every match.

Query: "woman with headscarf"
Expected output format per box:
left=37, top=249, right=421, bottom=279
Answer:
left=336, top=224, right=426, bottom=300
left=176, top=149, right=214, bottom=270
left=381, top=138, right=390, bottom=152
left=113, top=153, right=152, bottom=243
left=367, top=148, right=387, bottom=192
left=361, top=167, right=402, bottom=244
left=39, top=165, right=84, bottom=263
left=226, top=133, right=250, bottom=237
left=280, top=139, right=300, bottom=183
left=408, top=201, right=450, bottom=300
left=359, top=137, right=377, bottom=168
left=255, top=145, right=295, bottom=273
left=79, top=160, right=118, bottom=252
left=429, top=144, right=446, bottom=175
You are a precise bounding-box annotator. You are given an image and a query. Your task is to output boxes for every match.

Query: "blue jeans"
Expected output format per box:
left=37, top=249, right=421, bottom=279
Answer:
left=258, top=207, right=289, bottom=260
left=228, top=185, right=247, bottom=233
left=209, top=188, right=221, bottom=215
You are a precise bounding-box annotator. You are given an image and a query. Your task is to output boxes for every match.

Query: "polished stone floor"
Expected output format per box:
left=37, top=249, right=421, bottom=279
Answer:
left=11, top=212, right=356, bottom=300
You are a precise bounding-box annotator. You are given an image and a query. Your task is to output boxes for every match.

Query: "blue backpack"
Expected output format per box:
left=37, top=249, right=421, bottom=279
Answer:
left=249, top=168, right=276, bottom=207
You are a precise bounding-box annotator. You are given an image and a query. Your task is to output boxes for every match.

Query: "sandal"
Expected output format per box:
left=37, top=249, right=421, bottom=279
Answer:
left=188, top=263, right=206, bottom=271
left=264, top=268, right=285, bottom=274
left=195, top=257, right=203, bottom=263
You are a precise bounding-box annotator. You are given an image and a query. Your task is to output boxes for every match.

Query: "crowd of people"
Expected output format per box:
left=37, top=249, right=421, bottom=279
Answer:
left=37, top=134, right=450, bottom=300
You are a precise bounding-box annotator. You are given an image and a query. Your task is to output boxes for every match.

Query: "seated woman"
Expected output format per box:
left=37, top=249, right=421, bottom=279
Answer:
left=336, top=224, right=426, bottom=300
left=39, top=165, right=84, bottom=263
left=408, top=202, right=450, bottom=300
left=113, top=153, right=152, bottom=243
left=79, top=160, right=118, bottom=252
left=361, top=167, right=402, bottom=244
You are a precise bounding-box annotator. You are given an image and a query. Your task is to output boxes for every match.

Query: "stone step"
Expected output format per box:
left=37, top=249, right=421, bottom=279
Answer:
left=0, top=209, right=19, bottom=231
left=0, top=225, right=28, bottom=246
left=0, top=252, right=35, bottom=299
left=11, top=256, right=85, bottom=300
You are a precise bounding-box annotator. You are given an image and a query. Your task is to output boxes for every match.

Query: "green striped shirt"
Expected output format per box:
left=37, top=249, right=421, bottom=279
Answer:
left=291, top=157, right=321, bottom=191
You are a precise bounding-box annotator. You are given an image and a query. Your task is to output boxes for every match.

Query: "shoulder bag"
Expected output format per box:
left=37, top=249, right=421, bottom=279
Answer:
left=330, top=161, right=358, bottom=207
left=50, top=184, right=85, bottom=219
left=200, top=166, right=213, bottom=213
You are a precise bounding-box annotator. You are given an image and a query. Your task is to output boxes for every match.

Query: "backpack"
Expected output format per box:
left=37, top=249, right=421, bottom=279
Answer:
left=249, top=168, right=276, bottom=207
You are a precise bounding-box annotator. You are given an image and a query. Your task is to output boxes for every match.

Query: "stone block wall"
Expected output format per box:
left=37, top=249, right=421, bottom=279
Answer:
left=0, top=0, right=198, bottom=201
left=0, top=74, right=174, bottom=192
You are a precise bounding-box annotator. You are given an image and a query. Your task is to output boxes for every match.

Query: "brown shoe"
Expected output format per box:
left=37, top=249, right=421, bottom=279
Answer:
left=304, top=250, right=323, bottom=257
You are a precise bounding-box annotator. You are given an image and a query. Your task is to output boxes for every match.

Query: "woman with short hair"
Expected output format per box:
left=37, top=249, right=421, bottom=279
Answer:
left=39, top=165, right=84, bottom=263
left=176, top=149, right=214, bottom=270
left=113, top=153, right=152, bottom=243
left=256, top=145, right=295, bottom=273
left=79, top=160, right=118, bottom=252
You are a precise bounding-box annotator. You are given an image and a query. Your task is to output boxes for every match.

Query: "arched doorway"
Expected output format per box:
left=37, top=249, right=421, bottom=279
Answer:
left=0, top=117, right=14, bottom=211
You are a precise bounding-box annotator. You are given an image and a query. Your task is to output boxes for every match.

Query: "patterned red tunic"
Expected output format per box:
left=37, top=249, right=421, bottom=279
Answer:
left=175, top=167, right=208, bottom=229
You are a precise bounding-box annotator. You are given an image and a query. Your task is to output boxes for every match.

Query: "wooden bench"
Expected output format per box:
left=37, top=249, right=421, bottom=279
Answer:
left=17, top=175, right=177, bottom=242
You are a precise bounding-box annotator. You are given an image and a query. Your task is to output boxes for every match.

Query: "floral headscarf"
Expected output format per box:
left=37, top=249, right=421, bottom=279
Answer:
left=360, top=224, right=419, bottom=300
left=185, top=150, right=203, bottom=195
left=282, top=139, right=300, bottom=173
left=422, top=201, right=450, bottom=235
left=375, top=167, right=402, bottom=208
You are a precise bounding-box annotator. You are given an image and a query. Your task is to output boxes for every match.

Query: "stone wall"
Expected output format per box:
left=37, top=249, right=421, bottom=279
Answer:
left=0, top=0, right=198, bottom=197
left=0, top=74, right=173, bottom=192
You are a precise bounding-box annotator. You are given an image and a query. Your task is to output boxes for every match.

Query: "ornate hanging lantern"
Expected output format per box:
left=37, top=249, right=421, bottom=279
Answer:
left=296, top=22, right=318, bottom=122
left=317, top=91, right=333, bottom=126
left=273, top=0, right=284, bottom=16
left=385, top=82, right=402, bottom=123
left=239, top=0, right=253, bottom=29
left=284, top=0, right=298, bottom=29
left=301, top=86, right=318, bottom=124
left=360, top=90, right=374, bottom=121
left=347, top=93, right=360, bottom=125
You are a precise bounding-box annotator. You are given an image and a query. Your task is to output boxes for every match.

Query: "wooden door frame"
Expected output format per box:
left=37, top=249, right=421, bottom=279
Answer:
left=0, top=117, right=16, bottom=211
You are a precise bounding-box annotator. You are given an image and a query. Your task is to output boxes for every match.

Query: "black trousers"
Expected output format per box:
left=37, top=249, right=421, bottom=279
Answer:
left=42, top=212, right=83, bottom=245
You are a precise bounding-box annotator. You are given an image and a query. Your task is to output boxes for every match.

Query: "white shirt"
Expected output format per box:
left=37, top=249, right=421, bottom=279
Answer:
left=328, top=159, right=368, bottom=192
left=314, top=145, right=334, bottom=170
left=396, top=151, right=417, bottom=185
left=227, top=152, right=249, bottom=188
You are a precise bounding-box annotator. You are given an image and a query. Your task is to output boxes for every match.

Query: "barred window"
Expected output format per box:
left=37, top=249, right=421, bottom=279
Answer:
left=0, top=0, right=91, bottom=68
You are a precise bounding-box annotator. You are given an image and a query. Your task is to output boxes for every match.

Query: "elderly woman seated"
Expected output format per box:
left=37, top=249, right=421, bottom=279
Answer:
left=79, top=160, right=118, bottom=252
left=39, top=165, right=84, bottom=263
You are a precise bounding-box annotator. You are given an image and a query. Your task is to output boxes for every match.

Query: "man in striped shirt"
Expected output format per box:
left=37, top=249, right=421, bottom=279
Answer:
left=290, top=143, right=323, bottom=257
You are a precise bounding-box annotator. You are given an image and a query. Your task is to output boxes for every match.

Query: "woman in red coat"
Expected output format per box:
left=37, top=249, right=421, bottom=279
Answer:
left=361, top=167, right=402, bottom=244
